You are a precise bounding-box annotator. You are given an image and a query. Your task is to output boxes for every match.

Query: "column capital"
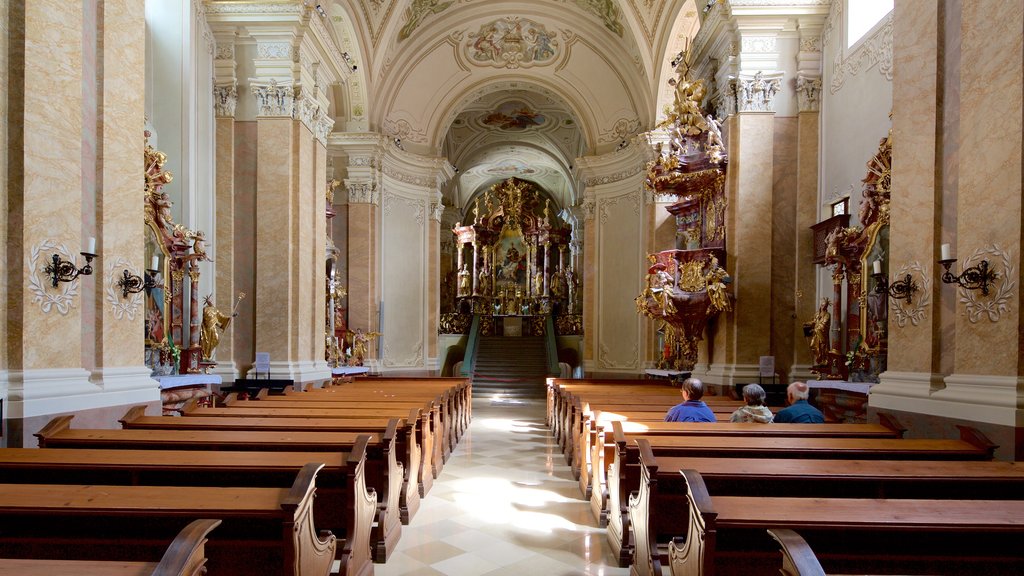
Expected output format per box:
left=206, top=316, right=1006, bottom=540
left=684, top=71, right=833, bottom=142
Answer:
left=735, top=71, right=784, bottom=112
left=214, top=81, right=238, bottom=118
left=313, top=108, right=335, bottom=146
left=250, top=79, right=295, bottom=117
left=345, top=179, right=379, bottom=205
left=796, top=73, right=823, bottom=112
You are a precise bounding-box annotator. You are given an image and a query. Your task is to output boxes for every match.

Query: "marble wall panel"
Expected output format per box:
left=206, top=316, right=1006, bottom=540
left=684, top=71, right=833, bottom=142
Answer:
left=215, top=117, right=235, bottom=366
left=98, top=0, right=146, bottom=371
left=1, top=0, right=9, bottom=374
left=21, top=0, right=84, bottom=370
left=232, top=121, right=257, bottom=372
left=771, top=117, right=798, bottom=382
left=955, top=1, right=1022, bottom=377
left=381, top=192, right=426, bottom=368
left=583, top=219, right=596, bottom=363
left=255, top=118, right=295, bottom=362
left=427, top=218, right=439, bottom=362
left=596, top=189, right=642, bottom=371
left=939, top=0, right=961, bottom=378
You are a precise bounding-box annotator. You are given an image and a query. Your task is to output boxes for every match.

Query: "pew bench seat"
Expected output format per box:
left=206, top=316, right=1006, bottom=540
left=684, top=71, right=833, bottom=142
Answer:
left=0, top=465, right=336, bottom=576
left=0, top=518, right=220, bottom=576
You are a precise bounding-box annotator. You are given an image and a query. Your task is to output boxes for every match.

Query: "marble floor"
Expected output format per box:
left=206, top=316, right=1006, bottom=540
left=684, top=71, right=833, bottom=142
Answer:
left=373, top=396, right=631, bottom=576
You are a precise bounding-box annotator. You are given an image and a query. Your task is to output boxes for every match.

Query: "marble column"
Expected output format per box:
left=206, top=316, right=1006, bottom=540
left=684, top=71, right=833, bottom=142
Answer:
left=707, top=93, right=778, bottom=386
left=790, top=76, right=821, bottom=382
left=312, top=123, right=330, bottom=375
left=428, top=200, right=443, bottom=368
left=347, top=180, right=379, bottom=338
left=94, top=0, right=152, bottom=392
left=581, top=199, right=596, bottom=363
left=213, top=83, right=237, bottom=376
left=6, top=0, right=94, bottom=419
left=870, top=3, right=945, bottom=404
left=935, top=2, right=1023, bottom=432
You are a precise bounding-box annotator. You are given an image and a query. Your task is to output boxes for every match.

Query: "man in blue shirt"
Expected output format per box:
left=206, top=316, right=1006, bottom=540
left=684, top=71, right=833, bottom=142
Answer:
left=774, top=381, right=825, bottom=423
left=664, top=378, right=717, bottom=422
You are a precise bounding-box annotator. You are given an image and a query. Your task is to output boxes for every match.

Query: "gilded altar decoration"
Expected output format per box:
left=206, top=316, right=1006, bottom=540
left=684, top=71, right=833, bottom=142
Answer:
left=144, top=131, right=211, bottom=375
left=200, top=294, right=238, bottom=361
left=439, top=312, right=472, bottom=334
left=636, top=50, right=730, bottom=371
left=348, top=328, right=382, bottom=366
left=817, top=128, right=894, bottom=381
left=447, top=177, right=576, bottom=330
left=466, top=17, right=558, bottom=69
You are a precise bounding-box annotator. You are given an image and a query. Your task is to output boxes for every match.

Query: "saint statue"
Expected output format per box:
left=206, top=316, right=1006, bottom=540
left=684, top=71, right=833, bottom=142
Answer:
left=808, top=298, right=832, bottom=366
left=200, top=295, right=236, bottom=360
left=534, top=271, right=545, bottom=297
left=704, top=255, right=731, bottom=314
left=457, top=264, right=471, bottom=297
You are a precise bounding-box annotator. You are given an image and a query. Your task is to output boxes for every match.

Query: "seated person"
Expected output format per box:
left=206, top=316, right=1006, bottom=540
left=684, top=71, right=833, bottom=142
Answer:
left=773, top=381, right=825, bottom=423
left=729, top=383, right=773, bottom=423
left=665, top=378, right=717, bottom=423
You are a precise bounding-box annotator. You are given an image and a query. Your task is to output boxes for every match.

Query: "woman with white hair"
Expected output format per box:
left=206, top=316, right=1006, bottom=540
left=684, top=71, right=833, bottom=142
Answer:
left=729, top=383, right=774, bottom=423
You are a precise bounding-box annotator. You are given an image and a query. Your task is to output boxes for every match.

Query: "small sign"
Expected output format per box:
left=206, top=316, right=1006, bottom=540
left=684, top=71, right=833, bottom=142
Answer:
left=254, top=352, right=270, bottom=374
left=759, top=356, right=775, bottom=378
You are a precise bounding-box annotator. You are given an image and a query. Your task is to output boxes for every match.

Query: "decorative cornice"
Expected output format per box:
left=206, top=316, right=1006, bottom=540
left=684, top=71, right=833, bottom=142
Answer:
left=294, top=93, right=319, bottom=132
left=736, top=71, right=784, bottom=112
left=799, top=35, right=821, bottom=53
left=213, top=82, right=238, bottom=118
left=581, top=199, right=596, bottom=222
left=346, top=180, right=379, bottom=205
left=205, top=2, right=303, bottom=15
left=795, top=73, right=822, bottom=112
left=429, top=201, right=445, bottom=222
left=830, top=13, right=893, bottom=93
left=256, top=41, right=293, bottom=60
left=215, top=44, right=234, bottom=60
left=250, top=79, right=294, bottom=117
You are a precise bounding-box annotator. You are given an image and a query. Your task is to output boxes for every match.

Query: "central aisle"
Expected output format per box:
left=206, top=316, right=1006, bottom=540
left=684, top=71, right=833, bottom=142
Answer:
left=375, top=397, right=631, bottom=576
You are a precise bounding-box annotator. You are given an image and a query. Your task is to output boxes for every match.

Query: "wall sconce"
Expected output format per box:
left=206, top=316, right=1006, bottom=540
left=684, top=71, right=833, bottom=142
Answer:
left=938, top=243, right=998, bottom=296
left=116, top=255, right=160, bottom=298
left=43, top=238, right=97, bottom=288
left=871, top=259, right=917, bottom=303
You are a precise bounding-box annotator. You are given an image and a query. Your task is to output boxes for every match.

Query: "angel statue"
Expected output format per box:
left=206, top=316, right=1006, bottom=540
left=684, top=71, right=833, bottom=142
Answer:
left=348, top=328, right=382, bottom=366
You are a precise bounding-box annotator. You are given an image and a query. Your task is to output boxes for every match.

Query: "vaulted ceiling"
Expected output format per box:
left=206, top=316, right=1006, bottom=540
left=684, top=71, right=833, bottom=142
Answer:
left=328, top=0, right=700, bottom=210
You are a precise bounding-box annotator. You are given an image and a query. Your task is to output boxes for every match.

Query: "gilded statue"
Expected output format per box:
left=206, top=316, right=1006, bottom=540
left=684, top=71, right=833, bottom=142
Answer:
left=704, top=255, right=731, bottom=315
left=642, top=261, right=675, bottom=316
left=807, top=298, right=832, bottom=366
left=348, top=328, right=382, bottom=366
left=200, top=295, right=236, bottom=360
left=533, top=271, right=545, bottom=297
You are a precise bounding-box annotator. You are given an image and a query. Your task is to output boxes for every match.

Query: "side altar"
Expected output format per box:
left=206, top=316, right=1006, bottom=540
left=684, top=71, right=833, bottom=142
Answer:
left=443, top=178, right=581, bottom=337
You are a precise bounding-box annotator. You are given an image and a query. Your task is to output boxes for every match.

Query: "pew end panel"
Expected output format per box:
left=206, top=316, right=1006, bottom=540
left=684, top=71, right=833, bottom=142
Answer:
left=606, top=420, right=638, bottom=567
left=668, top=469, right=717, bottom=576
left=957, top=425, right=998, bottom=458
left=766, top=529, right=826, bottom=576
left=628, top=439, right=662, bottom=576
left=281, top=463, right=339, bottom=576
left=34, top=415, right=74, bottom=447
left=152, top=518, right=222, bottom=576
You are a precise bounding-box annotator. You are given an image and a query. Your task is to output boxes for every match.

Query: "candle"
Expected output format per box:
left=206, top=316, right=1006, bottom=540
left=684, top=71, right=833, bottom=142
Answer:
left=151, top=255, right=160, bottom=271
left=941, top=243, right=951, bottom=260
left=86, top=236, right=96, bottom=254
left=872, top=260, right=881, bottom=275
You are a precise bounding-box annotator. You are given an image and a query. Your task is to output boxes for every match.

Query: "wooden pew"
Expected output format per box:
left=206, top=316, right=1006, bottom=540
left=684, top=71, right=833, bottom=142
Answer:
left=35, top=415, right=401, bottom=563
left=602, top=421, right=996, bottom=567
left=628, top=441, right=1024, bottom=576
left=664, top=469, right=1024, bottom=576
left=0, top=443, right=376, bottom=576
left=215, top=394, right=442, bottom=488
left=0, top=518, right=220, bottom=576
left=0, top=464, right=337, bottom=576
left=131, top=402, right=431, bottom=509
left=766, top=529, right=827, bottom=576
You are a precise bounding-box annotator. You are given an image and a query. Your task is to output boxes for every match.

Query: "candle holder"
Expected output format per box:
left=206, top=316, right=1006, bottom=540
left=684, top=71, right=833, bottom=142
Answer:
left=43, top=251, right=97, bottom=288
left=873, top=272, right=918, bottom=304
left=939, top=258, right=997, bottom=296
left=116, top=268, right=158, bottom=298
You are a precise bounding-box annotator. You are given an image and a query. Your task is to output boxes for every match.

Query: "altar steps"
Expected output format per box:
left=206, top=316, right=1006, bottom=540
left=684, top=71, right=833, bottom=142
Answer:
left=472, top=336, right=550, bottom=399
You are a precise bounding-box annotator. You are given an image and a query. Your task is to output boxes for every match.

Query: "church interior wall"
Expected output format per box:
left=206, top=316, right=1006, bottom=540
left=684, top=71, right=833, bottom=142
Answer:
left=380, top=183, right=430, bottom=372
left=937, top=0, right=960, bottom=379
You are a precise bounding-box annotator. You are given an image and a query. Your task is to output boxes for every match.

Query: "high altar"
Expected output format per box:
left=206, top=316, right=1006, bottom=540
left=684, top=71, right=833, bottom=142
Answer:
left=446, top=178, right=580, bottom=336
